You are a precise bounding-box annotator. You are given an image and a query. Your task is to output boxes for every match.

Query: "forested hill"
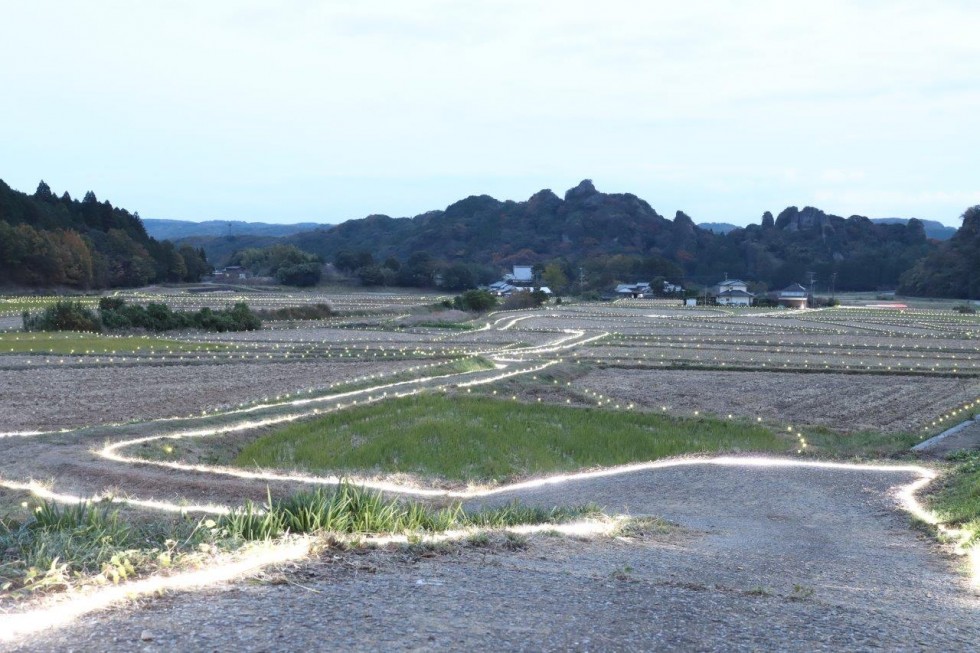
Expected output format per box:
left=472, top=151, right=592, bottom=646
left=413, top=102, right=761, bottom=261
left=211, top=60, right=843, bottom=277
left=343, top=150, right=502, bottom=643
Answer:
left=285, top=180, right=936, bottom=292
left=0, top=180, right=209, bottom=288
left=290, top=180, right=686, bottom=267
left=899, top=205, right=980, bottom=298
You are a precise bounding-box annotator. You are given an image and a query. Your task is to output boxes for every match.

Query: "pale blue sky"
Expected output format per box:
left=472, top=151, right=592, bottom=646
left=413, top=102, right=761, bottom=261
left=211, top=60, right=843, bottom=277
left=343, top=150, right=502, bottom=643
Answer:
left=2, top=1, right=978, bottom=227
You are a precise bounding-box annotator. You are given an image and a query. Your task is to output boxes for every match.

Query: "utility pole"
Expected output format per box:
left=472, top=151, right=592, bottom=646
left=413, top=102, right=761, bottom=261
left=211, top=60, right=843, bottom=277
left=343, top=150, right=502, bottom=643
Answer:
left=578, top=267, right=585, bottom=295
left=830, top=272, right=837, bottom=303
left=807, top=271, right=816, bottom=307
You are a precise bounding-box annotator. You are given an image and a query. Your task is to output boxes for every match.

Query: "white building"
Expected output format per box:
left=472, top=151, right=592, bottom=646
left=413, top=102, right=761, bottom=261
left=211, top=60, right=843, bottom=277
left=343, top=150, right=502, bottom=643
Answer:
left=713, top=279, right=748, bottom=295
left=511, top=266, right=533, bottom=283
left=712, top=279, right=754, bottom=306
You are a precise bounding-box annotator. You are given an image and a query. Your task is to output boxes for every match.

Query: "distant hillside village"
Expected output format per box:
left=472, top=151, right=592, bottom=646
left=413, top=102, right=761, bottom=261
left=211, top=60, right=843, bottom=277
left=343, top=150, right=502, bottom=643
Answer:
left=709, top=278, right=812, bottom=308
left=483, top=266, right=817, bottom=309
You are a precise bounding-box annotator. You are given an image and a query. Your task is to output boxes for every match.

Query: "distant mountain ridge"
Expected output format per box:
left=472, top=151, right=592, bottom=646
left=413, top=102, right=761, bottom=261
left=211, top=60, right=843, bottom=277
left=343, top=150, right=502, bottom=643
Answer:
left=700, top=218, right=955, bottom=240
left=870, top=218, right=955, bottom=241
left=143, top=219, right=326, bottom=241
left=270, top=180, right=940, bottom=292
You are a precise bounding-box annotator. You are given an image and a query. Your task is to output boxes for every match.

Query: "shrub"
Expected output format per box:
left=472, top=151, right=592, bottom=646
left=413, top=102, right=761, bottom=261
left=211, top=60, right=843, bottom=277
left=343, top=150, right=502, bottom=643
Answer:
left=954, top=303, right=977, bottom=314
left=23, top=300, right=102, bottom=332
left=276, top=262, right=322, bottom=287
left=501, top=290, right=548, bottom=310
left=98, top=297, right=125, bottom=311
left=97, top=299, right=262, bottom=332
left=453, top=289, right=498, bottom=313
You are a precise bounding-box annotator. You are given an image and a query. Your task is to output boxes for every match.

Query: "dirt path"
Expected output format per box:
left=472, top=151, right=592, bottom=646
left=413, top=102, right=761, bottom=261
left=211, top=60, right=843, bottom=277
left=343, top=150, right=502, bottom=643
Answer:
left=2, top=308, right=979, bottom=650
left=9, top=462, right=977, bottom=652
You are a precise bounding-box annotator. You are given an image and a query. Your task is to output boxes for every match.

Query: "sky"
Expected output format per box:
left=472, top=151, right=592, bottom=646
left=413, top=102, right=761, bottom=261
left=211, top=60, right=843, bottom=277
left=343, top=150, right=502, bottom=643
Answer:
left=2, top=1, right=978, bottom=227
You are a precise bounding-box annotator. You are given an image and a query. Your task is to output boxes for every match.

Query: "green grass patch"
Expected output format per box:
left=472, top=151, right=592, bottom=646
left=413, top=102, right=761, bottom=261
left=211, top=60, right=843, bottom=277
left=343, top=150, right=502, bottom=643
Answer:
left=928, top=452, right=980, bottom=546
left=0, top=296, right=99, bottom=316
left=411, top=321, right=475, bottom=330
left=234, top=395, right=793, bottom=482
left=794, top=426, right=922, bottom=459
left=220, top=484, right=600, bottom=542
left=0, top=331, right=222, bottom=355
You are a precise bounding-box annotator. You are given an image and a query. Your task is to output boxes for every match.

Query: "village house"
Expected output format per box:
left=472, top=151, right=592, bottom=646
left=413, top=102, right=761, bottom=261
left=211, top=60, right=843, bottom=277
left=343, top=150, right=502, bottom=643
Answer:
left=503, top=266, right=534, bottom=284
left=776, top=283, right=809, bottom=309
left=615, top=282, right=653, bottom=298
left=211, top=266, right=248, bottom=281
left=613, top=280, right=683, bottom=299
left=486, top=266, right=551, bottom=297
left=712, top=279, right=754, bottom=306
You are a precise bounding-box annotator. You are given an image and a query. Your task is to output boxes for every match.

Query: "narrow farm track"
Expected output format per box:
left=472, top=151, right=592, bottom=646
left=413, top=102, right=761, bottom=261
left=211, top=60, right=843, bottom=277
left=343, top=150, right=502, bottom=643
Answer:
left=1, top=298, right=979, bottom=649
left=10, top=461, right=980, bottom=652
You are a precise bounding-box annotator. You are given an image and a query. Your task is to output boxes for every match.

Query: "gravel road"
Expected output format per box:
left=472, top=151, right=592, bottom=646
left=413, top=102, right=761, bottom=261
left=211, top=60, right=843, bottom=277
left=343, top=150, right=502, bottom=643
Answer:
left=9, top=462, right=978, bottom=652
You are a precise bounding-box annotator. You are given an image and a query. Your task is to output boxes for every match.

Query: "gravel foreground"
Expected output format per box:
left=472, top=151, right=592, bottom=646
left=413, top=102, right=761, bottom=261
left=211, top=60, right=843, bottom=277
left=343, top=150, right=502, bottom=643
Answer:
left=8, top=463, right=978, bottom=653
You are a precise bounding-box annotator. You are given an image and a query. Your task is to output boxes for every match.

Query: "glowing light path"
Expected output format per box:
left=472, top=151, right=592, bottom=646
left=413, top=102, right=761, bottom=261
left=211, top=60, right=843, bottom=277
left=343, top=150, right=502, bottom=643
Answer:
left=3, top=302, right=978, bottom=644
left=0, top=456, right=959, bottom=644
left=0, top=539, right=313, bottom=643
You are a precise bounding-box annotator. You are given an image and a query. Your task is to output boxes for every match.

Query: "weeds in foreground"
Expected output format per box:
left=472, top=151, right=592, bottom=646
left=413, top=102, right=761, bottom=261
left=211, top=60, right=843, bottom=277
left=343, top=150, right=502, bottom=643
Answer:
left=220, top=484, right=464, bottom=541
left=0, top=501, right=206, bottom=595
left=221, top=486, right=601, bottom=542
left=1, top=484, right=602, bottom=597
left=928, top=452, right=980, bottom=547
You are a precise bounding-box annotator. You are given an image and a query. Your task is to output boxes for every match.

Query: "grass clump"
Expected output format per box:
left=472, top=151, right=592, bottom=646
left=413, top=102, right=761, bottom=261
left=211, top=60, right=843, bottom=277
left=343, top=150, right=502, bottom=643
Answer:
left=1, top=487, right=596, bottom=596
left=464, top=501, right=602, bottom=527
left=220, top=484, right=463, bottom=541
left=929, top=451, right=980, bottom=546
left=219, top=484, right=599, bottom=542
left=21, top=300, right=100, bottom=332
left=411, top=321, right=475, bottom=330
left=1, top=501, right=145, bottom=593
left=234, top=395, right=792, bottom=483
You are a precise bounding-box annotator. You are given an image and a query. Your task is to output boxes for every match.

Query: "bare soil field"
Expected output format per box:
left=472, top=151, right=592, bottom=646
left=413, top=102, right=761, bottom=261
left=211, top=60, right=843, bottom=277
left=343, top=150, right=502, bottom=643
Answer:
left=575, top=368, right=980, bottom=433
left=0, top=358, right=432, bottom=431
left=2, top=297, right=978, bottom=650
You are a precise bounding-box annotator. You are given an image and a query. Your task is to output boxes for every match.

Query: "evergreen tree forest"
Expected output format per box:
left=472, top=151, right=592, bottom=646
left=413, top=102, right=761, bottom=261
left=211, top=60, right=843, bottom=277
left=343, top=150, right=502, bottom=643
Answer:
left=0, top=180, right=210, bottom=289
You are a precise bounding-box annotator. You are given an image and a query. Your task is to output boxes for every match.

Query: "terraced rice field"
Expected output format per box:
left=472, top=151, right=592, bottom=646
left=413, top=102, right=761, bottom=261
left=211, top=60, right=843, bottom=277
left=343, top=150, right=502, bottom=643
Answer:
left=1, top=291, right=978, bottom=649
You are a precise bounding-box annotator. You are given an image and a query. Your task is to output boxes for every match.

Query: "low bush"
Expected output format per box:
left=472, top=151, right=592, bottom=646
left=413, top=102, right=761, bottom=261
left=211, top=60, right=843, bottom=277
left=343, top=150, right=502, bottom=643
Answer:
left=22, top=300, right=101, bottom=332
left=453, top=289, right=498, bottom=312
left=24, top=298, right=261, bottom=333
left=98, top=300, right=261, bottom=332
left=501, top=290, right=549, bottom=310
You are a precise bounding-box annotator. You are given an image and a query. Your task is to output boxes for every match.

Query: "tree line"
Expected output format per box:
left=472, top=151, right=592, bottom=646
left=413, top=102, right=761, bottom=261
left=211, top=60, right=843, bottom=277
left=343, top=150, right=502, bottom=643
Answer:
left=277, top=180, right=944, bottom=295
left=0, top=180, right=210, bottom=288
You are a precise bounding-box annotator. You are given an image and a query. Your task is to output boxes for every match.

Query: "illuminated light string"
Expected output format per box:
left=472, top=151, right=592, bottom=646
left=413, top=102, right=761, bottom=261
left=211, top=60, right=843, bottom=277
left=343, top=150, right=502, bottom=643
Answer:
left=97, top=360, right=563, bottom=501
left=0, top=515, right=620, bottom=643
left=0, top=320, right=592, bottom=440
left=0, top=478, right=231, bottom=515
left=0, top=538, right=314, bottom=643
left=3, top=300, right=977, bottom=590
left=0, top=456, right=968, bottom=646
left=0, top=358, right=482, bottom=440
